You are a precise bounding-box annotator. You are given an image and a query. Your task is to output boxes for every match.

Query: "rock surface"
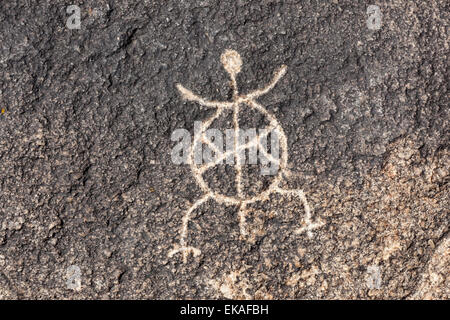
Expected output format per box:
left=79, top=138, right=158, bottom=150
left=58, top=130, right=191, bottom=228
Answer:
left=0, top=0, right=448, bottom=299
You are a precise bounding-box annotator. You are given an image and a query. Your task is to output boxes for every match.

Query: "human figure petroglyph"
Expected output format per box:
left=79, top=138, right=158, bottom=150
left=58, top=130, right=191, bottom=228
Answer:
left=169, top=50, right=324, bottom=263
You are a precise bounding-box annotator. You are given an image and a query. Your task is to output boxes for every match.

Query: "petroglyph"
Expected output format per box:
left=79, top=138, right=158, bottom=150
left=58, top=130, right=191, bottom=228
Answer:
left=169, top=50, right=324, bottom=263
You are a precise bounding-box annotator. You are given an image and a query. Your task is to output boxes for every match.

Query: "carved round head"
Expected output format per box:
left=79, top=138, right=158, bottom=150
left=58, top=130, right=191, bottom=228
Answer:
left=220, top=49, right=242, bottom=78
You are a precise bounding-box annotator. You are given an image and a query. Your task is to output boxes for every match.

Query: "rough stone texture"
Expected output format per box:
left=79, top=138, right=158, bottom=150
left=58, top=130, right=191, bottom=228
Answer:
left=0, top=0, right=448, bottom=299
left=409, top=234, right=449, bottom=299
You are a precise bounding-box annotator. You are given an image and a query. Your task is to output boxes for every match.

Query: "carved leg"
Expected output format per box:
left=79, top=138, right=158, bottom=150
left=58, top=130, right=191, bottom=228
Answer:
left=168, top=194, right=210, bottom=263
left=274, top=187, right=325, bottom=237
left=237, top=202, right=249, bottom=239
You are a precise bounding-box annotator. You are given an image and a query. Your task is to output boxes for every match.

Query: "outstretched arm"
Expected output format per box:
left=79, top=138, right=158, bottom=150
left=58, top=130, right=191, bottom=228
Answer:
left=246, top=65, right=287, bottom=99
left=176, top=84, right=233, bottom=108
